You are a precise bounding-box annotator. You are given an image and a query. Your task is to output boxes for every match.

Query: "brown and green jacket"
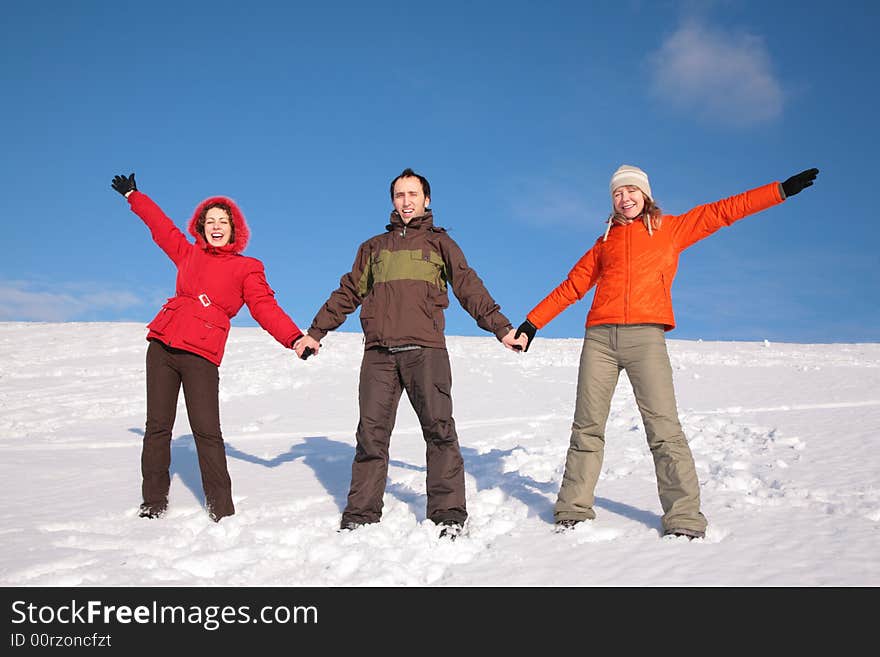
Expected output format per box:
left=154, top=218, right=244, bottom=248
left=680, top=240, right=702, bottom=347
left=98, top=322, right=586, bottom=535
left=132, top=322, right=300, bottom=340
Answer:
left=307, top=210, right=512, bottom=350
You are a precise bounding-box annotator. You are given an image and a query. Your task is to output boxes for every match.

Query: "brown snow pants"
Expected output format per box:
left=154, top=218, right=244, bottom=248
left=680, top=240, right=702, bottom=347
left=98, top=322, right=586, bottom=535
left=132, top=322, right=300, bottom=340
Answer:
left=142, top=339, right=235, bottom=521
left=341, top=346, right=467, bottom=526
left=554, top=325, right=707, bottom=535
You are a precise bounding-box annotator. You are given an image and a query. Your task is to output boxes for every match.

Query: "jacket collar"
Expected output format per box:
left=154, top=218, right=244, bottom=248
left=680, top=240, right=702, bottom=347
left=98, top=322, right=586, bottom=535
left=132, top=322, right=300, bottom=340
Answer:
left=387, top=209, right=434, bottom=232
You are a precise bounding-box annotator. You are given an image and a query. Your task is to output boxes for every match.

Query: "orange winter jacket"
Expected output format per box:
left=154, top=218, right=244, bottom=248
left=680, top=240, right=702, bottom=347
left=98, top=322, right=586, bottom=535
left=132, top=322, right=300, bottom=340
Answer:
left=526, top=182, right=784, bottom=332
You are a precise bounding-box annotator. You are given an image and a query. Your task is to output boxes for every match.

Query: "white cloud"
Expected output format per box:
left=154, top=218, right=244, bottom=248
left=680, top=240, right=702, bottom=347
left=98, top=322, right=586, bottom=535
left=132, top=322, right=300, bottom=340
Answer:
left=648, top=19, right=784, bottom=126
left=0, top=280, right=142, bottom=321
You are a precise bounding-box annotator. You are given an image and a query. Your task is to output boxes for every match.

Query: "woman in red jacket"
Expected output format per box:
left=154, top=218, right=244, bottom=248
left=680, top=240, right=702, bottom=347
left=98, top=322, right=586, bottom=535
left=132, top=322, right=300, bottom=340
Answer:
left=515, top=165, right=819, bottom=539
left=111, top=173, right=305, bottom=522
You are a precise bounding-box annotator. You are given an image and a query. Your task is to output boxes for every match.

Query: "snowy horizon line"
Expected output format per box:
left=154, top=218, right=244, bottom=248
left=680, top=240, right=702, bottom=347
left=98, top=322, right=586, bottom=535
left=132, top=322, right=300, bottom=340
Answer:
left=0, top=320, right=876, bottom=347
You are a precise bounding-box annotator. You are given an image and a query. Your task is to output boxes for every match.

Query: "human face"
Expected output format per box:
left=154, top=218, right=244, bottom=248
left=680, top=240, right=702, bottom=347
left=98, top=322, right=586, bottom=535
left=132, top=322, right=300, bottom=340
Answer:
left=392, top=176, right=430, bottom=224
left=204, top=207, right=232, bottom=247
left=612, top=185, right=645, bottom=220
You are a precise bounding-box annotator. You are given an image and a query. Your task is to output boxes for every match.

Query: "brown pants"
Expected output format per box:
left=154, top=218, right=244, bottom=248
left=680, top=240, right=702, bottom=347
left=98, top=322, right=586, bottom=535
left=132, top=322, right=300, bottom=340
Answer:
left=142, top=339, right=235, bottom=521
left=342, top=346, right=467, bottom=526
left=554, top=325, right=707, bottom=534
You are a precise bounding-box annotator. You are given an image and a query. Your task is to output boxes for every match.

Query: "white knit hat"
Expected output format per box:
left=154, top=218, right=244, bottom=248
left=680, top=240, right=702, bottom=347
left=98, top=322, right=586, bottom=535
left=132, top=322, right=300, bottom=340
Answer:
left=609, top=164, right=652, bottom=200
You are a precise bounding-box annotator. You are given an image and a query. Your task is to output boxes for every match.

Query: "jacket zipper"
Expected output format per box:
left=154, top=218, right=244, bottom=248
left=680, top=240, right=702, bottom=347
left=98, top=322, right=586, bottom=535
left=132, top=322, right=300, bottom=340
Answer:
left=624, top=225, right=631, bottom=322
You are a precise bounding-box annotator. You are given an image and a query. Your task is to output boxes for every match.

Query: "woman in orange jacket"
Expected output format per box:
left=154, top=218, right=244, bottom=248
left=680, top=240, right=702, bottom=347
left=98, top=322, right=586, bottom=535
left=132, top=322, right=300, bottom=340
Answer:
left=515, top=164, right=819, bottom=538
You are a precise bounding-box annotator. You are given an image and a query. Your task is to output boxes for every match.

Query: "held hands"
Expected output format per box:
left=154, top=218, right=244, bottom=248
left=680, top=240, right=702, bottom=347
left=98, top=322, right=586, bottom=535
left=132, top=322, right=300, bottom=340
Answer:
left=513, top=320, right=537, bottom=353
left=111, top=173, right=137, bottom=198
left=781, top=168, right=819, bottom=198
left=294, top=334, right=321, bottom=360
left=502, top=326, right=530, bottom=352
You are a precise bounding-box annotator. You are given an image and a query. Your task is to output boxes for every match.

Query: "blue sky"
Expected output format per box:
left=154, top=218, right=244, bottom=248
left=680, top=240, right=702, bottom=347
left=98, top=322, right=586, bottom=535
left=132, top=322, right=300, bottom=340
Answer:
left=2, top=0, right=878, bottom=343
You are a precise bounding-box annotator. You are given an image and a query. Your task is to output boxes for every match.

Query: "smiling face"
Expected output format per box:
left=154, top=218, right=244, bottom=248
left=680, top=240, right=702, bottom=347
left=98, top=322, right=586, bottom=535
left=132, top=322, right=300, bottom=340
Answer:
left=392, top=176, right=430, bottom=225
left=203, top=206, right=232, bottom=247
left=612, top=185, right=646, bottom=220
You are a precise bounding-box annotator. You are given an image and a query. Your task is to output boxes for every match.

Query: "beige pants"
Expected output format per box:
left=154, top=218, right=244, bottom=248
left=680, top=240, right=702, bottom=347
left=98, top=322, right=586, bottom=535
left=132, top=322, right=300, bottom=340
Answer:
left=554, top=324, right=707, bottom=534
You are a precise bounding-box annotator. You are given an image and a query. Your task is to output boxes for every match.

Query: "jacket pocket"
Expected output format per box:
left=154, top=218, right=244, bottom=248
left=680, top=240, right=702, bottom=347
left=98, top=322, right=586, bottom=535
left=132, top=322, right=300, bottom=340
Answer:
left=427, top=296, right=445, bottom=333
left=413, top=249, right=445, bottom=287
left=370, top=253, right=385, bottom=284
left=660, top=273, right=671, bottom=305
left=181, top=313, right=229, bottom=357
left=417, top=284, right=446, bottom=334
left=147, top=297, right=185, bottom=335
left=359, top=293, right=375, bottom=320
left=420, top=253, right=448, bottom=333
left=358, top=293, right=380, bottom=344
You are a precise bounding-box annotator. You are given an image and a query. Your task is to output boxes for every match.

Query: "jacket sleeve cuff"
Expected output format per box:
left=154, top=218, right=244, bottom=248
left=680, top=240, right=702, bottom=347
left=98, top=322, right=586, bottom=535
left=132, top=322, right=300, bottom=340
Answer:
left=494, top=324, right=513, bottom=341
left=307, top=327, right=327, bottom=342
left=289, top=330, right=305, bottom=348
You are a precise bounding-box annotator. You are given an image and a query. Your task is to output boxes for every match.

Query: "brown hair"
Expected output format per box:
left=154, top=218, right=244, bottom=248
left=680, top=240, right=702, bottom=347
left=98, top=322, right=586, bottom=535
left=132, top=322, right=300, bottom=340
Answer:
left=196, top=202, right=236, bottom=244
left=390, top=167, right=431, bottom=200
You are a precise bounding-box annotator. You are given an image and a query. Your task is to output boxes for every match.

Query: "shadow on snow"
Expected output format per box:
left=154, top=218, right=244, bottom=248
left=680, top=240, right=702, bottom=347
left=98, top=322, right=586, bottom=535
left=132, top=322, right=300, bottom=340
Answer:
left=128, top=428, right=660, bottom=530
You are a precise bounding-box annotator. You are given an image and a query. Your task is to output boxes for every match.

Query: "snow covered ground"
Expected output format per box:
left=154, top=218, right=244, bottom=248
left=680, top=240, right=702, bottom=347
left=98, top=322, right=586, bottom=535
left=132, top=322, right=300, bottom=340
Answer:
left=1, top=322, right=877, bottom=586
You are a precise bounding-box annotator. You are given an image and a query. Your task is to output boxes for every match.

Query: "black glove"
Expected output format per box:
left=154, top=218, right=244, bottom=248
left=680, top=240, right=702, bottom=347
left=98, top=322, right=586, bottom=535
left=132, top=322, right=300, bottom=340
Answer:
left=111, top=173, right=137, bottom=197
left=781, top=168, right=818, bottom=198
left=514, top=320, right=537, bottom=352
left=293, top=335, right=315, bottom=360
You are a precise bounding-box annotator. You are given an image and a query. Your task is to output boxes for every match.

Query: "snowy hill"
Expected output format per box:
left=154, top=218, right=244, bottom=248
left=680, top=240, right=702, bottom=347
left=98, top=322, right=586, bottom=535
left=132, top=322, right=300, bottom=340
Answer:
left=1, top=322, right=878, bottom=586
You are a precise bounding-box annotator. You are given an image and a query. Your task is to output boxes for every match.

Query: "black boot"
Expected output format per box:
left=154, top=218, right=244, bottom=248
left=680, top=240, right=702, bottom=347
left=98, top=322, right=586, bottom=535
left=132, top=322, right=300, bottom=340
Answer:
left=438, top=519, right=464, bottom=541
left=138, top=503, right=166, bottom=519
left=663, top=527, right=705, bottom=540
left=339, top=520, right=366, bottom=532
left=554, top=519, right=583, bottom=532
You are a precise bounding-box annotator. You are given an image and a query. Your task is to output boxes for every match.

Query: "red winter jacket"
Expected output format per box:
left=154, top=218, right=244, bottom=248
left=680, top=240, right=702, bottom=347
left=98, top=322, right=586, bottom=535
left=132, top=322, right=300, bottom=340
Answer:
left=128, top=191, right=302, bottom=365
left=527, top=182, right=784, bottom=332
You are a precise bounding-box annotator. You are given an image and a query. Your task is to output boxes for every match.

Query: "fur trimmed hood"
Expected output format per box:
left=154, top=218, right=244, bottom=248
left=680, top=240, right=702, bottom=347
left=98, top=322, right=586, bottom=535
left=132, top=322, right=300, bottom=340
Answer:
left=187, top=196, right=251, bottom=254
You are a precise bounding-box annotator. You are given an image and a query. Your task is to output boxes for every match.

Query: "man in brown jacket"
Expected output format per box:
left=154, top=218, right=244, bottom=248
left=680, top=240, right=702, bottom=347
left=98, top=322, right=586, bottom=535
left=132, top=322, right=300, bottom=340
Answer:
left=295, top=168, right=526, bottom=538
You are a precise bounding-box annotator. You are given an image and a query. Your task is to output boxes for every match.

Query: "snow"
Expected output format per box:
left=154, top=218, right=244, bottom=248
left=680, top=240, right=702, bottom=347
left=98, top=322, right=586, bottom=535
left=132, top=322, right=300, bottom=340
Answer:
left=1, top=322, right=878, bottom=586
